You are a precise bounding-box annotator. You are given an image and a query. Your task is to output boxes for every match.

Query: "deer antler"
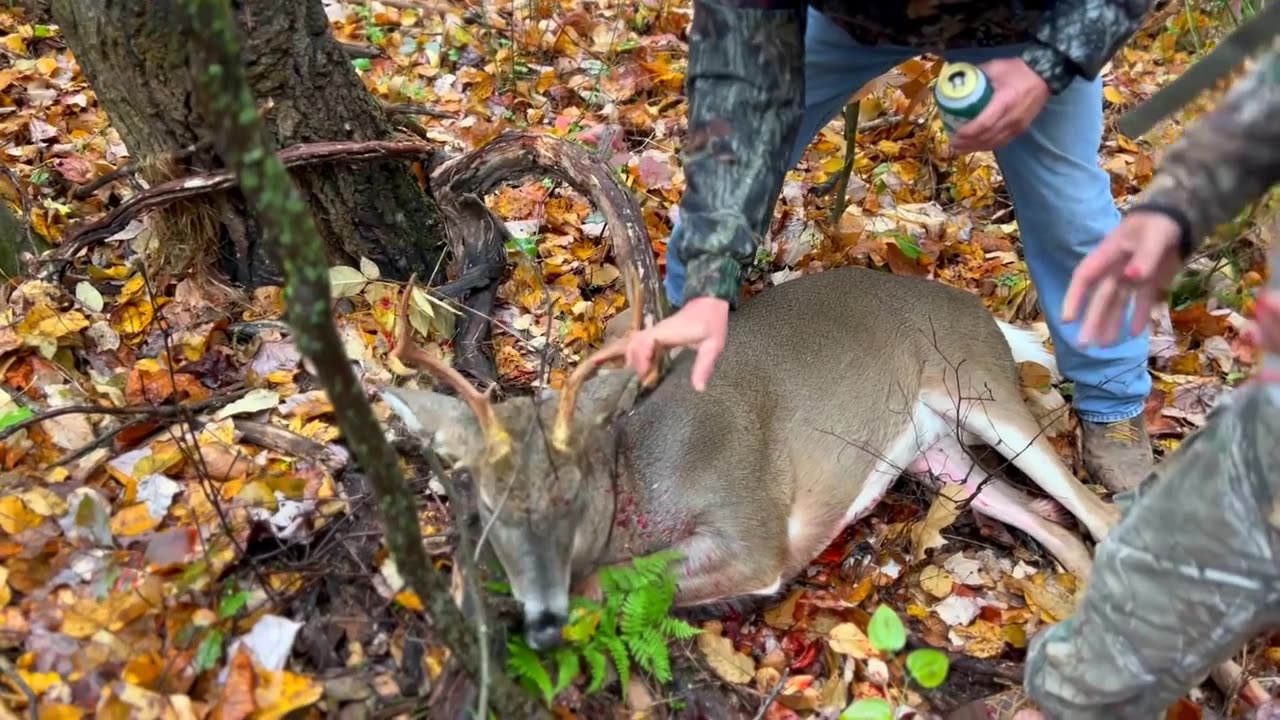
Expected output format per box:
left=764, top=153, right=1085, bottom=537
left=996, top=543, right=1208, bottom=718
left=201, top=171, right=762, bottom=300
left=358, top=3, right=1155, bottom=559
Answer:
left=551, top=281, right=654, bottom=452
left=393, top=275, right=512, bottom=461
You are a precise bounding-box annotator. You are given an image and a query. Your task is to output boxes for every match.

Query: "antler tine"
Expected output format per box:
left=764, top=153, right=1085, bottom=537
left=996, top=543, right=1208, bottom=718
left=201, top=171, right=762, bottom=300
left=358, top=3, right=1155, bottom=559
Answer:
left=551, top=280, right=647, bottom=452
left=394, top=275, right=511, bottom=457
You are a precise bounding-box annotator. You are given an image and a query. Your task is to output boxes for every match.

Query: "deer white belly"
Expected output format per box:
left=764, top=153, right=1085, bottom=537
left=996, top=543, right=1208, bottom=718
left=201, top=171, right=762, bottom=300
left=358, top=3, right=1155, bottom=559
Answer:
left=784, top=398, right=951, bottom=564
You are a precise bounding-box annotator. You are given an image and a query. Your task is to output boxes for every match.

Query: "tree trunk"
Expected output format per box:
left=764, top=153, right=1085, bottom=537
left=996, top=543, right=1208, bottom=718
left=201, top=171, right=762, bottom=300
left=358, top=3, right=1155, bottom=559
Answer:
left=50, top=0, right=447, bottom=287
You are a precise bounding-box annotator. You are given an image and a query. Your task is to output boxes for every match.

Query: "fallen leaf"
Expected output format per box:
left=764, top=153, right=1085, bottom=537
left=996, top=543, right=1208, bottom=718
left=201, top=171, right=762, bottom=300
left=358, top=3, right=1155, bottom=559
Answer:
left=697, top=622, right=754, bottom=684
left=910, top=484, right=965, bottom=557
left=825, top=624, right=871, bottom=661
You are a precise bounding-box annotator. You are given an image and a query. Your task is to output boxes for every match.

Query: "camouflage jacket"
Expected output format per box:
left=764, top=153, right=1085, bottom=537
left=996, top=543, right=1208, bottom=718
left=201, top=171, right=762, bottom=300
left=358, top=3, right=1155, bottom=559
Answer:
left=1131, top=48, right=1280, bottom=257
left=677, top=0, right=1155, bottom=304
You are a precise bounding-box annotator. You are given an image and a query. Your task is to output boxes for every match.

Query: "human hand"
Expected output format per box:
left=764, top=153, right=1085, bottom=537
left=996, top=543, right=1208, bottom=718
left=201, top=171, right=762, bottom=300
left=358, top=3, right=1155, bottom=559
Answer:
left=951, top=58, right=1051, bottom=154
left=1062, top=210, right=1184, bottom=348
left=1245, top=292, right=1280, bottom=383
left=624, top=296, right=729, bottom=392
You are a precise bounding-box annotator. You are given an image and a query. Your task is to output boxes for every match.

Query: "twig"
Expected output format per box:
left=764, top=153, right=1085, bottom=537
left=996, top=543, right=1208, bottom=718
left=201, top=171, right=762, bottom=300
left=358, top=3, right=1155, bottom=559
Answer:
left=0, top=387, right=249, bottom=443
left=422, top=447, right=492, bottom=720
left=382, top=100, right=455, bottom=119
left=71, top=142, right=204, bottom=200
left=0, top=651, right=38, bottom=720
left=829, top=101, right=861, bottom=225
left=0, top=163, right=38, bottom=255
left=752, top=669, right=790, bottom=720
left=812, top=114, right=908, bottom=199
left=339, top=41, right=383, bottom=59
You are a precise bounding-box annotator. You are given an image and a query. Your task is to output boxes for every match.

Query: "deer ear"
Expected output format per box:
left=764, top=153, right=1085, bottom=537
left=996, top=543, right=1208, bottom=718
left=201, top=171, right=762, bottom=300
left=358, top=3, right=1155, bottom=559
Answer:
left=381, top=387, right=482, bottom=463
left=575, top=369, right=640, bottom=427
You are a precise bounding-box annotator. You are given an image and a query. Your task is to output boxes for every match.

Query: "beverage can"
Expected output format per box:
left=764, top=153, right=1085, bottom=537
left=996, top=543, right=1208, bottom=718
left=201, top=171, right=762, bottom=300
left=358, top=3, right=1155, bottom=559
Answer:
left=935, top=62, right=994, bottom=134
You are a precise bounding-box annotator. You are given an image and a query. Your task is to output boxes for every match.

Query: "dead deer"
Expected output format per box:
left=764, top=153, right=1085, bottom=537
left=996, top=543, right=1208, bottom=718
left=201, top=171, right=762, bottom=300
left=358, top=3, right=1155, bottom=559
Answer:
left=383, top=267, right=1121, bottom=650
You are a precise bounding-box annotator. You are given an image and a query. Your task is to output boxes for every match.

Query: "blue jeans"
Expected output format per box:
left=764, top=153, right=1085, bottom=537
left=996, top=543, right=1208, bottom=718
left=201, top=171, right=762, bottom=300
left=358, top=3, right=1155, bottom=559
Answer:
left=664, top=9, right=1150, bottom=423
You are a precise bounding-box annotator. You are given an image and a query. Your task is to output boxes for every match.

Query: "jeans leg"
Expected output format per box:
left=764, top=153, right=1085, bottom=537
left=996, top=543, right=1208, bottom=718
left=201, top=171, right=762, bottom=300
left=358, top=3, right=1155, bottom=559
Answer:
left=946, top=45, right=1149, bottom=421
left=665, top=9, right=912, bottom=307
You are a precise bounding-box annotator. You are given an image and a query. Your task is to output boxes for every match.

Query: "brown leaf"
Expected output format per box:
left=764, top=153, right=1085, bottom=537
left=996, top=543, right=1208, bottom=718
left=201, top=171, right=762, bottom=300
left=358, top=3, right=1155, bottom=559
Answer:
left=697, top=622, right=754, bottom=684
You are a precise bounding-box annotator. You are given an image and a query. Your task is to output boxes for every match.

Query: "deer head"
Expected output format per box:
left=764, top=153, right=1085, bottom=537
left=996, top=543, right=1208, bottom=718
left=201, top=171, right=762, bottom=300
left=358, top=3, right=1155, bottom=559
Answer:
left=382, top=277, right=646, bottom=650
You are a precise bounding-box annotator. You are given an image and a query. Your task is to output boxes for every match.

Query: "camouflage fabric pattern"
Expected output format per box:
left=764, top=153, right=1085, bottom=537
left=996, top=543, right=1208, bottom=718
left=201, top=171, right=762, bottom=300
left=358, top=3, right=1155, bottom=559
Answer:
left=678, top=0, right=1154, bottom=303
left=1133, top=48, right=1280, bottom=253
left=1023, top=383, right=1280, bottom=719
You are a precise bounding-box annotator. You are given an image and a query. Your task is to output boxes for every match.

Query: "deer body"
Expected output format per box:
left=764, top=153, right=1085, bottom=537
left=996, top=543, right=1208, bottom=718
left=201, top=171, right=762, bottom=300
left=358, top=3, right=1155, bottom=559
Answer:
left=385, top=266, right=1121, bottom=650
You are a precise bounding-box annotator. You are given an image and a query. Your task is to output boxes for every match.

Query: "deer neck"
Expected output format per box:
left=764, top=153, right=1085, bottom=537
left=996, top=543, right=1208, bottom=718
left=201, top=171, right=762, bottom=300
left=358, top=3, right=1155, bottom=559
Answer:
left=586, top=420, right=697, bottom=567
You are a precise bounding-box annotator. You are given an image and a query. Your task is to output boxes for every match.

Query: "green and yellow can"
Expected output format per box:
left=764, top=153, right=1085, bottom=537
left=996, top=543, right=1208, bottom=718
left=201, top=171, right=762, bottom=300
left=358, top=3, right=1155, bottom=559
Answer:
left=935, top=61, right=993, bottom=134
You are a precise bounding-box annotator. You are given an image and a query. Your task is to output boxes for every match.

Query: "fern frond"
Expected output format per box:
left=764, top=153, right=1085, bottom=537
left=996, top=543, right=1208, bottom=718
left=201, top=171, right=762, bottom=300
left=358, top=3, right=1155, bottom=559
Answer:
left=583, top=644, right=609, bottom=694
left=603, top=634, right=631, bottom=696
left=506, top=640, right=554, bottom=705
left=661, top=616, right=701, bottom=641
left=552, top=648, right=581, bottom=697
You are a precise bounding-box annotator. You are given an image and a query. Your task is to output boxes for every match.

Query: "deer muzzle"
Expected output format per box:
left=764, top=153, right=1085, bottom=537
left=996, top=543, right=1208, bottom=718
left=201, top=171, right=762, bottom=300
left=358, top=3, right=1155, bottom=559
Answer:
left=487, top=519, right=575, bottom=651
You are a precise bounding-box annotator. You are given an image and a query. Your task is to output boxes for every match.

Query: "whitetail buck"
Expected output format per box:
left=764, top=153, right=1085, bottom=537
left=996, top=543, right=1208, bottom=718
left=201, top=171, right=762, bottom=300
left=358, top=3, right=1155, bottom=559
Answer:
left=383, top=268, right=1121, bottom=650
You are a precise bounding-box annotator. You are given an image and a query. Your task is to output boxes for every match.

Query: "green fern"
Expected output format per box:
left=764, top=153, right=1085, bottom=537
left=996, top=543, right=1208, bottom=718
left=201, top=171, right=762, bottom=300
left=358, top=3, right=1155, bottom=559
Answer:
left=507, top=639, right=555, bottom=703
left=504, top=549, right=700, bottom=706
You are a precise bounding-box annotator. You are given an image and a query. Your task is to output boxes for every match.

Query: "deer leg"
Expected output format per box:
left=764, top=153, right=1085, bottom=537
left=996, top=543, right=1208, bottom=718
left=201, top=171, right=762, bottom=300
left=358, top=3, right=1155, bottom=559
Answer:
left=923, top=391, right=1121, bottom=543
left=910, top=432, right=1094, bottom=581
left=669, top=530, right=789, bottom=607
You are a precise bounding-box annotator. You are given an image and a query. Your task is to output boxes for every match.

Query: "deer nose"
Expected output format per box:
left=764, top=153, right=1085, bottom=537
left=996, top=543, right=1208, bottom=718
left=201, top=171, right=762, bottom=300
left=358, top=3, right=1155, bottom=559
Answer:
left=524, top=609, right=567, bottom=650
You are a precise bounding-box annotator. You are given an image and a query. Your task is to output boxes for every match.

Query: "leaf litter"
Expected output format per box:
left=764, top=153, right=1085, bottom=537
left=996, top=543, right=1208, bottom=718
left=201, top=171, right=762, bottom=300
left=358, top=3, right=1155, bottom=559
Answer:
left=0, top=0, right=1275, bottom=717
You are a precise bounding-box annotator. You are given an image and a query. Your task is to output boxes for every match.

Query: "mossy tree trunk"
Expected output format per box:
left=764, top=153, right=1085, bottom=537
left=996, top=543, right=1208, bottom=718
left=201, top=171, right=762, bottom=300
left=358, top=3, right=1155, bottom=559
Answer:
left=50, top=0, right=447, bottom=287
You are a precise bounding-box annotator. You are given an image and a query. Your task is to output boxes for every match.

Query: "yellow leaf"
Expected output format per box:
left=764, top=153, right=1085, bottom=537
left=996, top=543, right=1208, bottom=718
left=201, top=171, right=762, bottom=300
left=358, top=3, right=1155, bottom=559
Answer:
left=18, top=305, right=90, bottom=342
left=117, top=273, right=149, bottom=304
left=394, top=589, right=423, bottom=612
left=0, top=495, right=44, bottom=534
left=109, top=503, right=163, bottom=537
left=919, top=565, right=954, bottom=598
left=37, top=704, right=83, bottom=720
left=254, top=670, right=324, bottom=720
left=20, top=486, right=66, bottom=517
left=111, top=300, right=155, bottom=337
left=1102, top=85, right=1125, bottom=105
left=827, top=622, right=873, bottom=658
left=697, top=623, right=754, bottom=684
left=1, top=34, right=27, bottom=55
left=19, top=669, right=61, bottom=694
left=952, top=619, right=1006, bottom=659
left=910, top=484, right=966, bottom=558
left=0, top=566, right=9, bottom=608
left=35, top=57, right=57, bottom=76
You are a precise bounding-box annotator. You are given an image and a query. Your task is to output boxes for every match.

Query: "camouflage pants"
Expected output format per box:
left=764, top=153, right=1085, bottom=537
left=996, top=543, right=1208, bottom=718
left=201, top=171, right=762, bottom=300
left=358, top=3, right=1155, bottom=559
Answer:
left=1023, top=384, right=1280, bottom=719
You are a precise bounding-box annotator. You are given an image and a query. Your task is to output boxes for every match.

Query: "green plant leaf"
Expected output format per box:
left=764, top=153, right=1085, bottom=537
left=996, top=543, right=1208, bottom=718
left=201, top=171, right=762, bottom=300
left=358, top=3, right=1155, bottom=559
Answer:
left=840, top=698, right=893, bottom=720
left=905, top=648, right=950, bottom=689
left=194, top=629, right=224, bottom=673
left=218, top=588, right=250, bottom=620
left=0, top=406, right=33, bottom=431
left=868, top=605, right=907, bottom=653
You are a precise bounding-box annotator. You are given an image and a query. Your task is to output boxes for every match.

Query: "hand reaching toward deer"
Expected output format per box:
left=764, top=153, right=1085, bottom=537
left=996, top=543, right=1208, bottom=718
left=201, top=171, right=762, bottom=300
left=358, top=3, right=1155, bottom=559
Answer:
left=1061, top=209, right=1184, bottom=348
left=624, top=296, right=730, bottom=392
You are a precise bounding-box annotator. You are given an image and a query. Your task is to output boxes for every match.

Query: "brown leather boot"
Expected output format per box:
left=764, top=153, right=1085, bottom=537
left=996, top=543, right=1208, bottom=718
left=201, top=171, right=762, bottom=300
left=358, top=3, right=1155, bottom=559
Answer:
left=1079, top=414, right=1154, bottom=493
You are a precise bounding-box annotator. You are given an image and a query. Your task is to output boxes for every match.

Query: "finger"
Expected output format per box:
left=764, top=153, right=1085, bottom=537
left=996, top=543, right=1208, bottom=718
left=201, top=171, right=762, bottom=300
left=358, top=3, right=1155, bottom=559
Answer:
left=689, top=337, right=724, bottom=393
left=1096, top=286, right=1131, bottom=347
left=952, top=93, right=1011, bottom=151
left=1128, top=287, right=1158, bottom=338
left=1063, top=247, right=1123, bottom=322
left=625, top=332, right=656, bottom=378
left=1078, top=274, right=1120, bottom=347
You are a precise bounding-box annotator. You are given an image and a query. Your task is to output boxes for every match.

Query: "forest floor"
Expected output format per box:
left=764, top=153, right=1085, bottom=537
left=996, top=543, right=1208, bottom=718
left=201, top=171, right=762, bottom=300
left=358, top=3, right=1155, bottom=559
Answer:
left=0, top=0, right=1276, bottom=718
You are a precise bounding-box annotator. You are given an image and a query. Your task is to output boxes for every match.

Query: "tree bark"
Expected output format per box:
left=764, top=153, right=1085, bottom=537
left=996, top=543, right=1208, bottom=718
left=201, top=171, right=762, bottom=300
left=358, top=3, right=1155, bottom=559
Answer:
left=50, top=0, right=447, bottom=287
left=175, top=0, right=546, bottom=716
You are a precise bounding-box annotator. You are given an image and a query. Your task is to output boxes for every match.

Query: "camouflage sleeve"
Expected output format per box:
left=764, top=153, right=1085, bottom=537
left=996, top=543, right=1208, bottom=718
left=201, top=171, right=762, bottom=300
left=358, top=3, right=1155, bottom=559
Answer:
left=1131, top=50, right=1280, bottom=255
left=1021, top=0, right=1154, bottom=94
left=1023, top=382, right=1280, bottom=719
left=677, top=0, right=806, bottom=305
